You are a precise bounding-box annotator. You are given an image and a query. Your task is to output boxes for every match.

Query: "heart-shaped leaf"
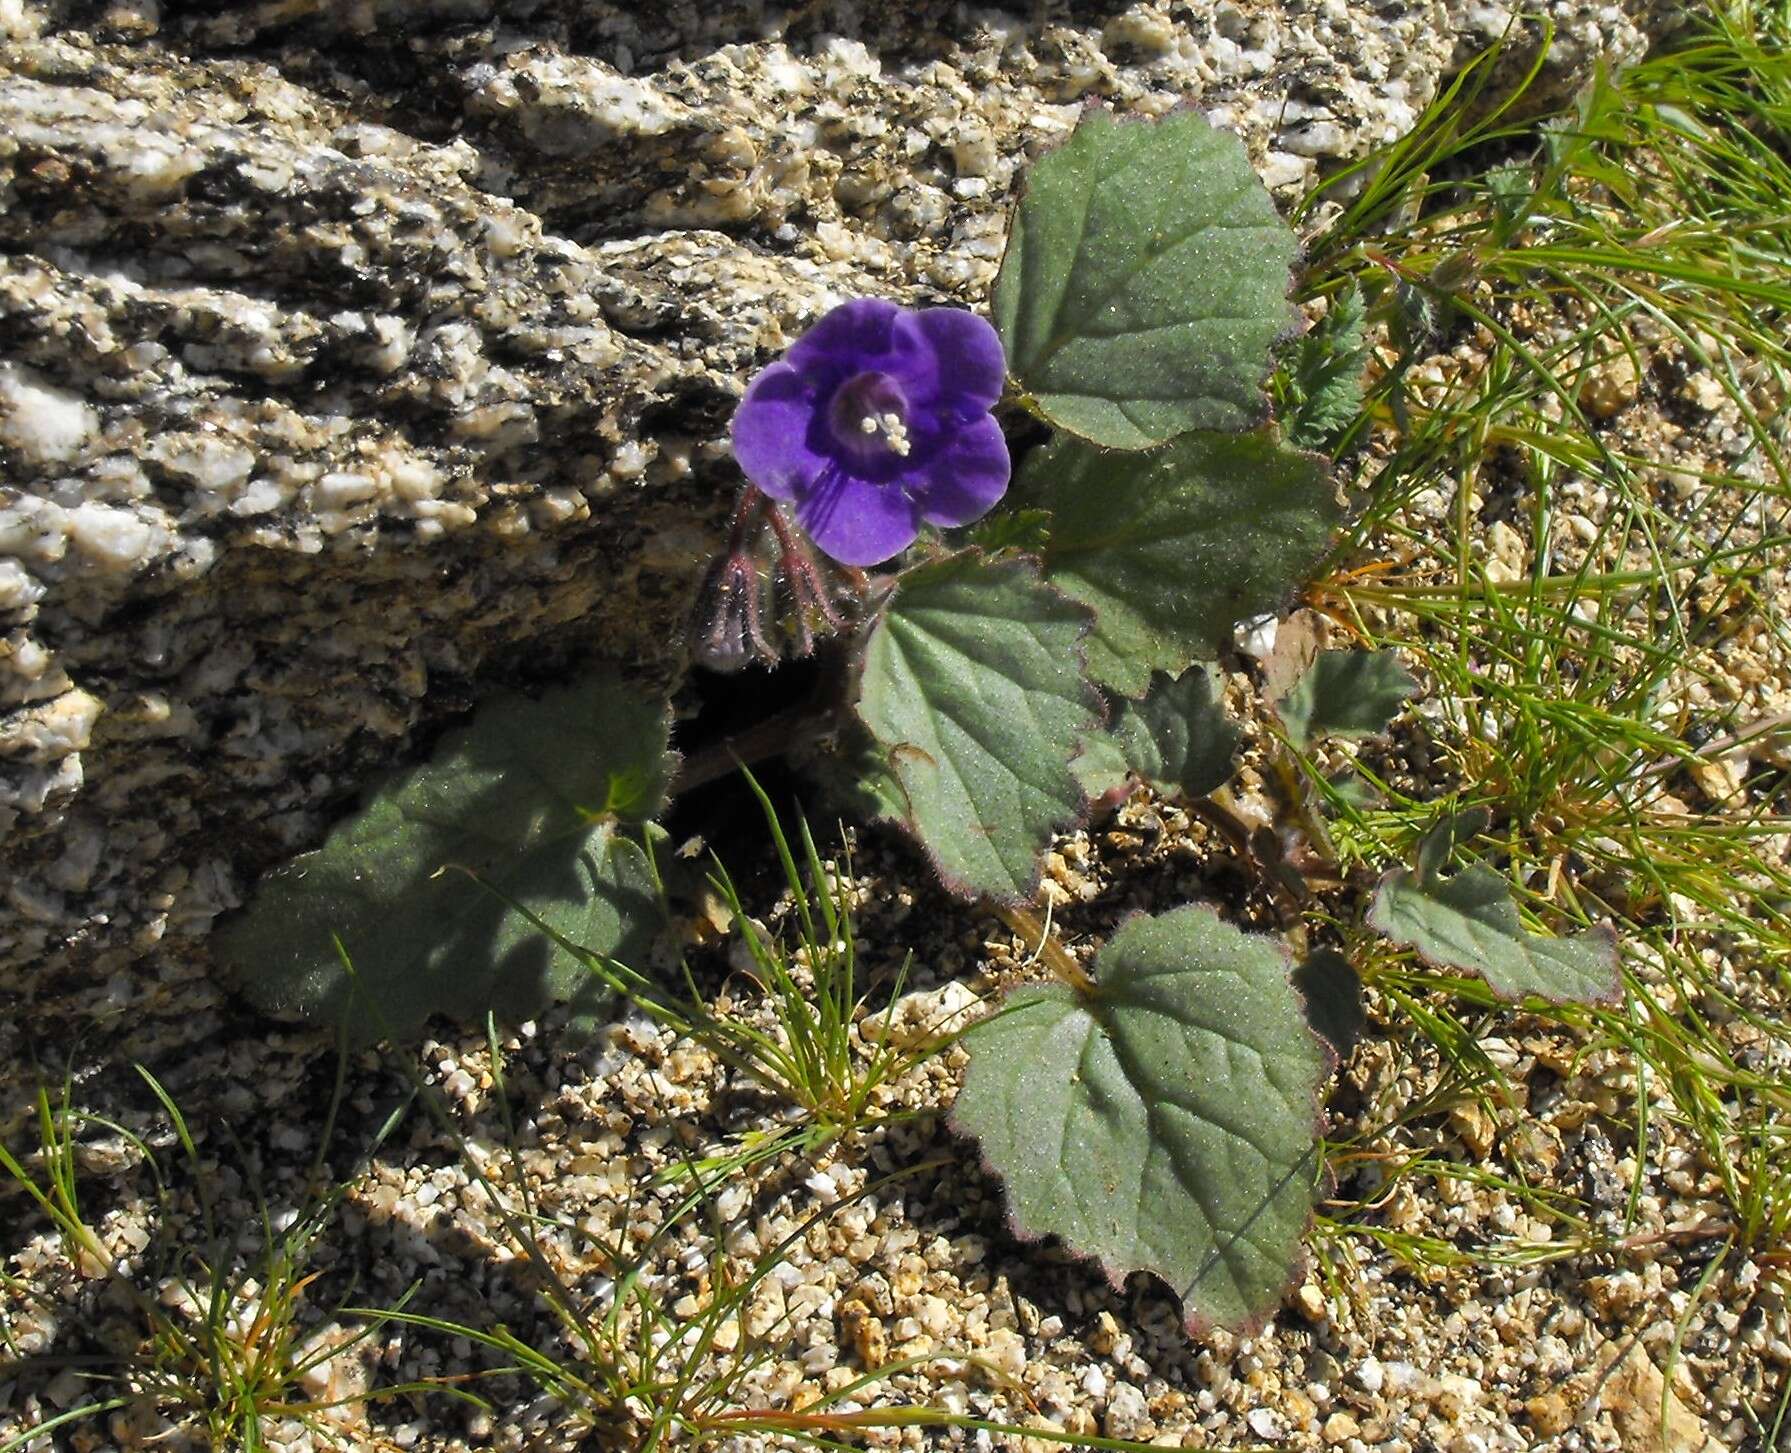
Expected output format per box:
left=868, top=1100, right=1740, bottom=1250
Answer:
left=1369, top=861, right=1621, bottom=1004
left=1274, top=649, right=1419, bottom=750
left=215, top=673, right=675, bottom=1041
left=854, top=551, right=1102, bottom=903
left=1025, top=432, right=1340, bottom=696
left=992, top=107, right=1299, bottom=448
left=1074, top=666, right=1240, bottom=800
left=954, top=905, right=1328, bottom=1333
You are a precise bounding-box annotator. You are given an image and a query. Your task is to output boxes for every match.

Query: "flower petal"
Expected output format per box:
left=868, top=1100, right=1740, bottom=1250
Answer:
left=911, top=413, right=1011, bottom=528
left=894, top=307, right=1007, bottom=414
left=787, top=297, right=904, bottom=379
left=731, top=361, right=826, bottom=501
left=796, top=465, right=921, bottom=567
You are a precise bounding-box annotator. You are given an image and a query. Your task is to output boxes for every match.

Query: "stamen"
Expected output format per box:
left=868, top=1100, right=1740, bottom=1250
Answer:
left=830, top=371, right=914, bottom=462
left=880, top=412, right=911, bottom=457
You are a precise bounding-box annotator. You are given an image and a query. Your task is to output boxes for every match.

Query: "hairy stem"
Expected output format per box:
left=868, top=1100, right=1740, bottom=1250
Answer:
left=989, top=902, right=1096, bottom=995
left=669, top=700, right=842, bottom=796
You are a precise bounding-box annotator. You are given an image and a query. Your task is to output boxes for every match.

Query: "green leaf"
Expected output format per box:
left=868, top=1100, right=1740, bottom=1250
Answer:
left=854, top=551, right=1102, bottom=902
left=964, top=506, right=1053, bottom=554
left=1025, top=431, right=1340, bottom=696
left=1280, top=286, right=1370, bottom=449
left=1322, top=768, right=1380, bottom=812
left=215, top=673, right=675, bottom=1041
left=1273, top=649, right=1418, bottom=750
left=1069, top=729, right=1131, bottom=802
left=1368, top=862, right=1621, bottom=1005
left=1416, top=805, right=1493, bottom=883
left=954, top=905, right=1327, bottom=1333
left=993, top=108, right=1298, bottom=448
left=1392, top=279, right=1439, bottom=352
left=805, top=725, right=913, bottom=825
left=1484, top=161, right=1536, bottom=234
left=1293, top=948, right=1366, bottom=1058
left=1081, top=666, right=1239, bottom=800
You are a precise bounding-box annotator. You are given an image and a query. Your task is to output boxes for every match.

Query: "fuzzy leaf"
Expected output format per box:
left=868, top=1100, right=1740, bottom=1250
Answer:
left=965, top=507, right=1053, bottom=554
left=807, top=725, right=913, bottom=825
left=216, top=674, right=674, bottom=1041
left=1274, top=649, right=1418, bottom=749
left=954, top=905, right=1327, bottom=1333
left=1070, top=730, right=1132, bottom=801
left=1113, top=666, right=1240, bottom=798
left=1416, top=806, right=1493, bottom=882
left=1323, top=769, right=1380, bottom=811
left=992, top=108, right=1299, bottom=448
left=854, top=552, right=1102, bottom=902
left=1281, top=286, right=1370, bottom=449
left=1293, top=948, right=1366, bottom=1058
left=1025, top=431, right=1340, bottom=696
left=1369, top=862, right=1621, bottom=1004
left=1079, top=666, right=1239, bottom=800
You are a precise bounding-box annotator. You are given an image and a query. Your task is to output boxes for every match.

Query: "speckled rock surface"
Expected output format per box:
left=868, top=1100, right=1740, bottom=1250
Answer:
left=0, top=0, right=1675, bottom=1089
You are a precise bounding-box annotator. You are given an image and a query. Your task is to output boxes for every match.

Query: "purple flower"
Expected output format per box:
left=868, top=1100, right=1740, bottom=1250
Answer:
left=730, top=298, right=1011, bottom=567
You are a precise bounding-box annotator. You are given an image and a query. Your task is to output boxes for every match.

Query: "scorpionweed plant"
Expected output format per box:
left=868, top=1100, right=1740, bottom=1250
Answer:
left=217, top=98, right=1639, bottom=1334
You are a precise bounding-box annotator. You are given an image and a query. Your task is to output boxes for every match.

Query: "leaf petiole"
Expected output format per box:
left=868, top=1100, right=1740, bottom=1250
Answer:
left=988, top=901, right=1096, bottom=996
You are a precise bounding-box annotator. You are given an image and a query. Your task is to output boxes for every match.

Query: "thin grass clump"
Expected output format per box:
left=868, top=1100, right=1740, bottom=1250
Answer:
left=1281, top=2, right=1791, bottom=1314
left=0, top=1069, right=425, bottom=1453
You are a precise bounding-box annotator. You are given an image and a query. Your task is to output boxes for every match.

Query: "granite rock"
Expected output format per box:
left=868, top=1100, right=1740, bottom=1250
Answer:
left=0, top=0, right=1673, bottom=1093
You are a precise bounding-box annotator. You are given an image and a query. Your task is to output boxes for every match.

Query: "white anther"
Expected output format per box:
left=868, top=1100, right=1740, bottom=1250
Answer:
left=855, top=409, right=912, bottom=456
left=880, top=412, right=912, bottom=457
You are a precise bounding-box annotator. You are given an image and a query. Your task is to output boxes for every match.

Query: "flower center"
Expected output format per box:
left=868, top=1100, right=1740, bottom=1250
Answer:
left=828, top=371, right=912, bottom=461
